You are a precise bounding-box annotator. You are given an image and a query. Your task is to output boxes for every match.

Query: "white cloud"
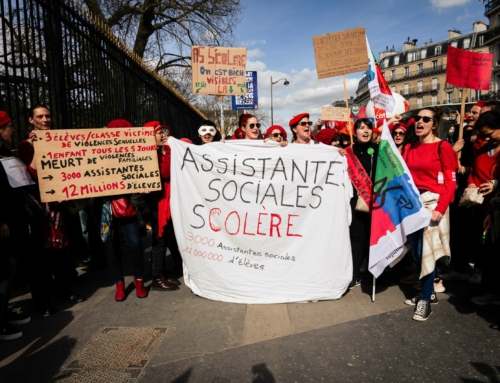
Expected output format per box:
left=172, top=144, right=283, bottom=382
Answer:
left=430, top=0, right=470, bottom=10
left=456, top=10, right=471, bottom=22
left=247, top=48, right=265, bottom=59
left=241, top=39, right=266, bottom=46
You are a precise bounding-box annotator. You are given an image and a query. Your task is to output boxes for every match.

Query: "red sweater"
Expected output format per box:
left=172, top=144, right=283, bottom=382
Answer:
left=403, top=140, right=458, bottom=215
left=157, top=146, right=172, bottom=237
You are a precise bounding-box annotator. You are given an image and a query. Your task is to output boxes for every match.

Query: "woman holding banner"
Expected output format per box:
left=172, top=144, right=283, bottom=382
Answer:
left=240, top=114, right=262, bottom=140
left=344, top=118, right=378, bottom=290
left=403, top=107, right=457, bottom=321
left=18, top=105, right=85, bottom=315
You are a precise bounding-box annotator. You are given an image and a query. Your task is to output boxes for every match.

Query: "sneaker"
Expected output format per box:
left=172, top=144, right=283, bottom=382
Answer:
left=348, top=278, right=361, bottom=290
left=412, top=280, right=445, bottom=293
left=468, top=270, right=482, bottom=285
left=405, top=292, right=438, bottom=306
left=471, top=293, right=500, bottom=306
left=439, top=271, right=470, bottom=281
left=400, top=272, right=419, bottom=285
left=413, top=300, right=432, bottom=321
left=7, top=312, right=31, bottom=325
left=0, top=323, right=23, bottom=341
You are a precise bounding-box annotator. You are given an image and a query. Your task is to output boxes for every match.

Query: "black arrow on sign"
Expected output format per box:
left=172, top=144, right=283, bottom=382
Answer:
left=42, top=175, right=53, bottom=181
left=45, top=190, right=55, bottom=194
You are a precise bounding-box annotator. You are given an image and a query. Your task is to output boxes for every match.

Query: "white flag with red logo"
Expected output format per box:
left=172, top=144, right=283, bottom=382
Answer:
left=366, top=36, right=395, bottom=113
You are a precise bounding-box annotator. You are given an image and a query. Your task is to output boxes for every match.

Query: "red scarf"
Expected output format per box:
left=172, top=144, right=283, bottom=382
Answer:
left=345, top=146, right=373, bottom=208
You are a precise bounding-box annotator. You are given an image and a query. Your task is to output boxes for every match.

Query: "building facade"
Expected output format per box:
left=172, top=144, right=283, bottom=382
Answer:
left=354, top=21, right=489, bottom=111
left=483, top=1, right=500, bottom=94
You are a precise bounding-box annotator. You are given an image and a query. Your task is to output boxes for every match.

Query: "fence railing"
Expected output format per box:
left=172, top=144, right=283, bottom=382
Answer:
left=0, top=0, right=206, bottom=144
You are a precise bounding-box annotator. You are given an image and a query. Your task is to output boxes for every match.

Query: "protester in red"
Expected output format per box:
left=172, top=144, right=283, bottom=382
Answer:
left=264, top=125, right=287, bottom=143
left=240, top=114, right=261, bottom=140
left=290, top=113, right=315, bottom=145
left=389, top=122, right=406, bottom=154
left=403, top=107, right=457, bottom=321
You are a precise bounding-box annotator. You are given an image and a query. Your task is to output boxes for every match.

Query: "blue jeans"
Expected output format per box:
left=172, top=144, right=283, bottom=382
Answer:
left=407, top=228, right=435, bottom=301
left=104, top=219, right=144, bottom=283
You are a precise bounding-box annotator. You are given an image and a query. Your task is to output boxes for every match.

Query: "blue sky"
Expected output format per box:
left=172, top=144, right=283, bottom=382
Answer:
left=232, top=0, right=486, bottom=128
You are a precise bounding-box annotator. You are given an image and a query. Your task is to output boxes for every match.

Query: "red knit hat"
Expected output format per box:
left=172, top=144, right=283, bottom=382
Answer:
left=475, top=100, right=487, bottom=108
left=107, top=119, right=133, bottom=128
left=289, top=113, right=309, bottom=128
left=265, top=125, right=287, bottom=140
left=0, top=111, right=12, bottom=127
left=314, top=128, right=337, bottom=145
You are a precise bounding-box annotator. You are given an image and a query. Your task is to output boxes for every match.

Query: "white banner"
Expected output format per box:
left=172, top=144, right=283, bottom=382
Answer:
left=169, top=138, right=353, bottom=304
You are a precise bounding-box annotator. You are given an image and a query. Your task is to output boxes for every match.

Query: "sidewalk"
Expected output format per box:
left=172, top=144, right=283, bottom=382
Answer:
left=1, top=262, right=499, bottom=382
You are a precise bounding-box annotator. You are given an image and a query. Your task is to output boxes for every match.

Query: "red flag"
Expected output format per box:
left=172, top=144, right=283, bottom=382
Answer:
left=446, top=45, right=493, bottom=90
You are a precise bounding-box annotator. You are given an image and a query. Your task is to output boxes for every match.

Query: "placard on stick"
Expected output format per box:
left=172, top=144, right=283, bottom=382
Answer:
left=321, top=107, right=351, bottom=122
left=191, top=46, right=247, bottom=95
left=312, top=27, right=368, bottom=79
left=446, top=45, right=493, bottom=90
left=33, top=128, right=161, bottom=202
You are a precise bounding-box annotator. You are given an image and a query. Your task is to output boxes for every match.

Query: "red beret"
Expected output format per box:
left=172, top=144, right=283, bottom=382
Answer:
left=475, top=100, right=487, bottom=108
left=153, top=125, right=174, bottom=136
left=144, top=120, right=161, bottom=128
left=389, top=122, right=407, bottom=133
left=314, top=128, right=337, bottom=145
left=265, top=125, right=287, bottom=140
left=0, top=111, right=12, bottom=127
left=289, top=113, right=309, bottom=128
left=107, top=119, right=133, bottom=128
left=180, top=138, right=192, bottom=144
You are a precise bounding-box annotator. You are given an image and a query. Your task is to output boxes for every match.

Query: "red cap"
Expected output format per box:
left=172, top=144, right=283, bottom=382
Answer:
left=180, top=138, right=192, bottom=144
left=475, top=100, right=487, bottom=108
left=265, top=125, right=287, bottom=140
left=389, top=122, right=407, bottom=133
left=107, top=119, right=133, bottom=128
left=314, top=128, right=337, bottom=145
left=289, top=113, right=309, bottom=128
left=0, top=111, right=12, bottom=127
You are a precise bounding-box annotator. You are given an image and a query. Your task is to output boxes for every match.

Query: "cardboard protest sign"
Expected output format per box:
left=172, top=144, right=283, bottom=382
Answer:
left=191, top=46, right=247, bottom=95
left=312, top=26, right=368, bottom=79
left=169, top=138, right=353, bottom=304
left=321, top=107, right=350, bottom=122
left=33, top=128, right=161, bottom=202
left=446, top=45, right=493, bottom=90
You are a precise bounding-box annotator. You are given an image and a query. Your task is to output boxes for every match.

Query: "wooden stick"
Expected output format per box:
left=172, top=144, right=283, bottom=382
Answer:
left=458, top=88, right=466, bottom=161
left=343, top=75, right=354, bottom=145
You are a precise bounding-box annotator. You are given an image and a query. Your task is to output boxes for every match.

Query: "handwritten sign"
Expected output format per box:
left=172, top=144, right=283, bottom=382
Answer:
left=169, top=138, right=353, bottom=304
left=191, top=46, right=247, bottom=95
left=321, top=107, right=351, bottom=122
left=33, top=128, right=161, bottom=202
left=312, top=26, right=368, bottom=79
left=446, top=45, right=493, bottom=90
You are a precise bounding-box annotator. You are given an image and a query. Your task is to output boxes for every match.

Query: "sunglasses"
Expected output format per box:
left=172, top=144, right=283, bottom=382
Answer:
left=248, top=123, right=261, bottom=129
left=392, top=131, right=405, bottom=136
left=271, top=132, right=283, bottom=138
left=414, top=116, right=433, bottom=123
left=297, top=121, right=313, bottom=127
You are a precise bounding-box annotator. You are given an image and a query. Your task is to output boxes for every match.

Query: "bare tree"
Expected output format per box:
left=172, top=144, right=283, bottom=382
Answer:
left=83, top=0, right=242, bottom=71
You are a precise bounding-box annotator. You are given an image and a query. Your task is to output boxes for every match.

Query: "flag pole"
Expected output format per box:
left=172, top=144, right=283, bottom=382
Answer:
left=342, top=75, right=354, bottom=145
left=458, top=88, right=466, bottom=161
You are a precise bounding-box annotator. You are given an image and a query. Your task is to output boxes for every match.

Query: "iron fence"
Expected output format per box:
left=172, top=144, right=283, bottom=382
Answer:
left=0, top=0, right=206, bottom=144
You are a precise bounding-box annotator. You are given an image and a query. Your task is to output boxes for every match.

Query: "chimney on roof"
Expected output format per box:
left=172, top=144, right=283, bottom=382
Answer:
left=448, top=29, right=461, bottom=39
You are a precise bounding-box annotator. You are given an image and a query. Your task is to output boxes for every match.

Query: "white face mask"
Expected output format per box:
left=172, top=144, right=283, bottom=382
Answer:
left=198, top=126, right=216, bottom=136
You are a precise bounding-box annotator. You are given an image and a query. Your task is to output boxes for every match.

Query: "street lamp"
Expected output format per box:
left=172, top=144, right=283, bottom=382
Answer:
left=271, top=76, right=290, bottom=125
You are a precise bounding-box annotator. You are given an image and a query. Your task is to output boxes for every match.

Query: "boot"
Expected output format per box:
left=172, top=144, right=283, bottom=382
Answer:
left=134, top=278, right=148, bottom=298
left=115, top=281, right=126, bottom=302
left=151, top=275, right=180, bottom=291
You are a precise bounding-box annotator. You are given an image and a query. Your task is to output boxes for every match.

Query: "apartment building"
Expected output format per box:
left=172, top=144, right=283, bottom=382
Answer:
left=483, top=0, right=500, bottom=93
left=354, top=21, right=489, bottom=111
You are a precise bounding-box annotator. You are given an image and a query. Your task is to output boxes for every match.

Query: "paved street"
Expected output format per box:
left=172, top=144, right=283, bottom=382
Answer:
left=1, top=258, right=499, bottom=383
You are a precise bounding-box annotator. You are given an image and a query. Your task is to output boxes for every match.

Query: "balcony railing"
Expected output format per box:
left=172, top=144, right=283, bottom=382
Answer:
left=401, top=84, right=440, bottom=96
left=386, top=65, right=445, bottom=83
left=485, top=0, right=500, bottom=14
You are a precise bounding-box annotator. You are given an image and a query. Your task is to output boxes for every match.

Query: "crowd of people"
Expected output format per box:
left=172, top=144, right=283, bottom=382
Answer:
left=1, top=100, right=499, bottom=341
